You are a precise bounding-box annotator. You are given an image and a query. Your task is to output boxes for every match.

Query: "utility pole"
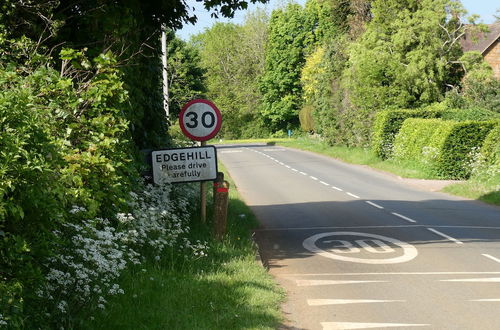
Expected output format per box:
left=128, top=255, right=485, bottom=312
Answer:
left=161, top=24, right=170, bottom=122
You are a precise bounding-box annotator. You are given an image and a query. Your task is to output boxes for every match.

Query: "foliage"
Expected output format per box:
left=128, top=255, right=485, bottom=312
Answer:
left=195, top=10, right=269, bottom=139
left=166, top=31, right=207, bottom=121
left=394, top=118, right=497, bottom=178
left=299, top=105, right=315, bottom=132
left=480, top=126, right=500, bottom=166
left=341, top=0, right=467, bottom=146
left=445, top=51, right=500, bottom=113
left=260, top=3, right=314, bottom=132
left=371, top=109, right=443, bottom=159
left=37, top=181, right=199, bottom=327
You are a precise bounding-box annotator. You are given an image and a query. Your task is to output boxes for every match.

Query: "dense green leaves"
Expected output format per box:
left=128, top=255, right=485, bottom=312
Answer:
left=260, top=3, right=314, bottom=132
left=394, top=118, right=497, bottom=178
left=195, top=10, right=269, bottom=138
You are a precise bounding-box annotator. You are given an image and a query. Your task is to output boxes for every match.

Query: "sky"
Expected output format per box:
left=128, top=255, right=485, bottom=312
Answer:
left=176, top=0, right=498, bottom=41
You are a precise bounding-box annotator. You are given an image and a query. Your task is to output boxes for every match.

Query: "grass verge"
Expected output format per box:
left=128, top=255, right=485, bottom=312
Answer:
left=82, top=164, right=284, bottom=329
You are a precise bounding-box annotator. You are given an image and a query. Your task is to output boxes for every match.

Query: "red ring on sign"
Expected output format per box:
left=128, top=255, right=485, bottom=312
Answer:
left=179, top=99, right=222, bottom=142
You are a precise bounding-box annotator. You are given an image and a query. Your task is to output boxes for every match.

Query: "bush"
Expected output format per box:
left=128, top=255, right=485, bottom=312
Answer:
left=441, top=107, right=500, bottom=122
left=481, top=125, right=500, bottom=166
left=394, top=118, right=497, bottom=179
left=393, top=118, right=448, bottom=161
left=371, top=109, right=442, bottom=159
left=299, top=105, right=315, bottom=132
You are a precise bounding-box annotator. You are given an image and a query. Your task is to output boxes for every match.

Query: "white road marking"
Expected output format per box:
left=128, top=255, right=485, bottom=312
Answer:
left=292, top=168, right=298, bottom=172
left=346, top=192, right=360, bottom=199
left=219, top=150, right=243, bottom=153
left=284, top=271, right=500, bottom=277
left=365, top=201, right=383, bottom=209
left=310, top=176, right=318, bottom=180
left=303, top=232, right=418, bottom=264
left=332, top=186, right=343, bottom=191
left=307, top=299, right=404, bottom=306
left=285, top=165, right=291, bottom=168
left=321, top=322, right=430, bottom=329
left=471, top=299, right=500, bottom=302
left=256, top=224, right=500, bottom=232
left=263, top=148, right=286, bottom=151
left=300, top=171, right=307, bottom=175
left=427, top=228, right=463, bottom=244
left=482, top=254, right=500, bottom=264
left=391, top=212, right=417, bottom=223
left=296, top=280, right=386, bottom=287
left=441, top=278, right=500, bottom=282
left=320, top=181, right=330, bottom=186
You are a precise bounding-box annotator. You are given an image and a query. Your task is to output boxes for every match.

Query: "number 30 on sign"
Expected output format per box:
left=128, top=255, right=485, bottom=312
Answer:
left=179, top=99, right=222, bottom=141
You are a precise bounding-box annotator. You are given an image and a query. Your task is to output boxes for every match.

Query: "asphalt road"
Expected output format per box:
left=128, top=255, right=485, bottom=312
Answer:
left=216, top=143, right=500, bottom=330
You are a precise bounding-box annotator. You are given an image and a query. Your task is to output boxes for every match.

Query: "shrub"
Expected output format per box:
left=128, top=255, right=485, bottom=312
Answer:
left=393, top=118, right=448, bottom=161
left=371, top=109, right=442, bottom=159
left=480, top=125, right=500, bottom=166
left=299, top=105, right=315, bottom=132
left=441, top=107, right=500, bottom=122
left=394, top=118, right=497, bottom=178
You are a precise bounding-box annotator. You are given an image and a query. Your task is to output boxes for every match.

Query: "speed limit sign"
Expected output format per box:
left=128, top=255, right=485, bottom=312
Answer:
left=179, top=99, right=222, bottom=141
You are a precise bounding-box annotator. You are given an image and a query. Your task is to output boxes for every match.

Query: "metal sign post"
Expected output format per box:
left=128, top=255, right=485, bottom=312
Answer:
left=178, top=99, right=222, bottom=222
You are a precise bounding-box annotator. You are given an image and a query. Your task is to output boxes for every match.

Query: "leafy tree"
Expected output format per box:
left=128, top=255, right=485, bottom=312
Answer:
left=167, top=31, right=207, bottom=120
left=195, top=9, right=269, bottom=138
left=341, top=0, right=468, bottom=146
left=260, top=3, right=314, bottom=132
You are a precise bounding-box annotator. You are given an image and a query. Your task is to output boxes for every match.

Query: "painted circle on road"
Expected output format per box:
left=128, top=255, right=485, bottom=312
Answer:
left=303, top=232, right=418, bottom=264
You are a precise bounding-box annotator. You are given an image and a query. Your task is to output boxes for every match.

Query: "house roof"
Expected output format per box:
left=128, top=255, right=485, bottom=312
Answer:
left=461, top=22, right=500, bottom=54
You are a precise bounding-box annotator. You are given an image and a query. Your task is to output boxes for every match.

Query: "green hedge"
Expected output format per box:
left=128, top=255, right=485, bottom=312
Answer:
left=371, top=109, right=442, bottom=159
left=394, top=118, right=497, bottom=178
left=480, top=125, right=500, bottom=165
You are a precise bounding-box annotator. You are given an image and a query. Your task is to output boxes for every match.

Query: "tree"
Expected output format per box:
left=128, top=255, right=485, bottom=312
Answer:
left=340, top=0, right=468, bottom=146
left=260, top=3, right=314, bottom=132
left=167, top=31, right=207, bottom=120
left=195, top=9, right=269, bottom=138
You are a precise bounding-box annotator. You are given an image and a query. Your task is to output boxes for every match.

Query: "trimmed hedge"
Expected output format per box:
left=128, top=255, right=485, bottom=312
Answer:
left=394, top=118, right=497, bottom=178
left=371, top=109, right=442, bottom=159
left=480, top=125, right=500, bottom=165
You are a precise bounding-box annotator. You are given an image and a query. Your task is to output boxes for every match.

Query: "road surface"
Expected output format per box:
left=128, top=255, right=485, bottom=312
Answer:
left=217, top=143, right=500, bottom=330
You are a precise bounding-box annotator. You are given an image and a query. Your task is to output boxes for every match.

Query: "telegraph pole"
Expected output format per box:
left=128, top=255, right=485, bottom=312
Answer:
left=161, top=25, right=170, bottom=122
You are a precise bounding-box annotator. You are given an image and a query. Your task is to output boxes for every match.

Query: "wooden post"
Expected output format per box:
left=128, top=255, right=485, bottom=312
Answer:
left=213, top=180, right=230, bottom=241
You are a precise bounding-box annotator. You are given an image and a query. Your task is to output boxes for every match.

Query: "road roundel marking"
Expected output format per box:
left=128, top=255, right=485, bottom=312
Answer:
left=303, top=232, right=418, bottom=264
left=179, top=99, right=222, bottom=141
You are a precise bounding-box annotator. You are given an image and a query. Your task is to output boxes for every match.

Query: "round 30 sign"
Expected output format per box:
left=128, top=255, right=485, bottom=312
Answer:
left=179, top=99, right=222, bottom=141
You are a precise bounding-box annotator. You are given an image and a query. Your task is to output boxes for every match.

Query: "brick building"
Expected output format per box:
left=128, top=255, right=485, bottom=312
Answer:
left=461, top=22, right=500, bottom=79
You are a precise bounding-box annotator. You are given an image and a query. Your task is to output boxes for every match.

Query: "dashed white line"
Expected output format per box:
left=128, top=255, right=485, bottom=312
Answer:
left=471, top=299, right=500, bottom=302
left=296, top=280, right=386, bottom=287
left=332, top=186, right=343, bottom=191
left=299, top=171, right=307, bottom=175
left=322, top=322, right=430, bottom=329
left=320, top=181, right=329, bottom=186
left=292, top=168, right=298, bottom=172
left=391, top=212, right=417, bottom=223
left=346, top=192, right=360, bottom=199
left=307, top=299, right=404, bottom=306
left=285, top=165, right=291, bottom=169
left=427, top=228, right=463, bottom=244
left=482, top=254, right=500, bottom=264
left=310, top=176, right=318, bottom=181
left=365, top=201, right=384, bottom=209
